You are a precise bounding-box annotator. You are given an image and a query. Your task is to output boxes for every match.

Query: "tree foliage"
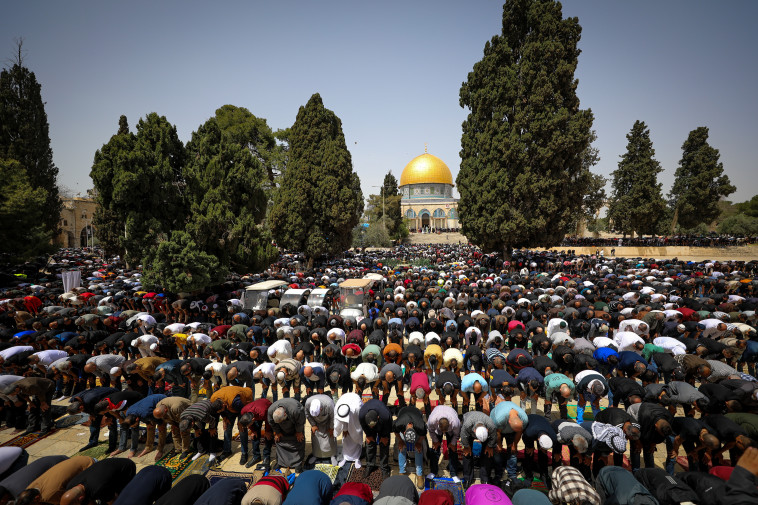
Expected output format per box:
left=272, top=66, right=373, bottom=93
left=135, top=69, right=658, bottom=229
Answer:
left=364, top=221, right=392, bottom=247
left=142, top=230, right=219, bottom=292
left=717, top=214, right=758, bottom=236
left=457, top=0, right=596, bottom=255
left=269, top=93, right=363, bottom=262
left=669, top=126, right=734, bottom=230
left=0, top=45, right=61, bottom=235
left=90, top=113, right=186, bottom=265
left=183, top=105, right=278, bottom=277
left=91, top=115, right=135, bottom=257
left=0, top=158, right=54, bottom=261
left=736, top=195, right=758, bottom=218
left=607, top=120, right=666, bottom=236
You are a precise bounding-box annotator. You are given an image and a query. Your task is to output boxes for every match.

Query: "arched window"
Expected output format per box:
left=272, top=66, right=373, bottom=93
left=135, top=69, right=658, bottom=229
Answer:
left=433, top=208, right=446, bottom=218
left=405, top=209, right=416, bottom=219
left=418, top=209, right=430, bottom=218
left=448, top=208, right=458, bottom=219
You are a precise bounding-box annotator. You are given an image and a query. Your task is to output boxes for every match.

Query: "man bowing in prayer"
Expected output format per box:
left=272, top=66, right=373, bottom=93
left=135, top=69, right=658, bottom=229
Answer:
left=305, top=394, right=337, bottom=465
left=268, top=397, right=306, bottom=474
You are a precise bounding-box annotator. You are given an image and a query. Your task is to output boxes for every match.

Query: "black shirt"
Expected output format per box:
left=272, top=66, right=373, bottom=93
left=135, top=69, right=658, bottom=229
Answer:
left=704, top=414, right=747, bottom=442
left=65, top=458, right=137, bottom=502
left=672, top=417, right=712, bottom=443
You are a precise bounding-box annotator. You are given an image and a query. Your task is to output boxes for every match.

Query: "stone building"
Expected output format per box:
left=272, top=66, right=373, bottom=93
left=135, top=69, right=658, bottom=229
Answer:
left=399, top=150, right=459, bottom=231
left=55, top=196, right=98, bottom=248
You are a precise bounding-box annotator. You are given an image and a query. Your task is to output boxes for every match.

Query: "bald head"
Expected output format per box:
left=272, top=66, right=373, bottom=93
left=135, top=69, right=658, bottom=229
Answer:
left=508, top=409, right=524, bottom=432
left=153, top=404, right=167, bottom=419
left=226, top=367, right=238, bottom=382
left=303, top=366, right=313, bottom=378
left=473, top=381, right=483, bottom=394
left=83, top=362, right=97, bottom=374
left=60, top=484, right=86, bottom=505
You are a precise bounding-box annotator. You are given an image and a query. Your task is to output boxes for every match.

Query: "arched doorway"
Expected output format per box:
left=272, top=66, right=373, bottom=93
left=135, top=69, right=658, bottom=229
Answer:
left=420, top=212, right=430, bottom=229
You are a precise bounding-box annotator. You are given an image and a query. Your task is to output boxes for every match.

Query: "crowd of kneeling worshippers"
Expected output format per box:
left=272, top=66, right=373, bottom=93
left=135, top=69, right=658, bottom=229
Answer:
left=0, top=245, right=757, bottom=505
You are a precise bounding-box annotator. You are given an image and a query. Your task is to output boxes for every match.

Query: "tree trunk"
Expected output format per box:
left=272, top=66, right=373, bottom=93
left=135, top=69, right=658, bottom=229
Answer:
left=669, top=207, right=679, bottom=234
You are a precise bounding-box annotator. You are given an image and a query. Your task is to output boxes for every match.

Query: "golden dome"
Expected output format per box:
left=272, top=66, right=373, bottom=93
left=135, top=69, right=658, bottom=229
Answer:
left=399, top=153, right=453, bottom=186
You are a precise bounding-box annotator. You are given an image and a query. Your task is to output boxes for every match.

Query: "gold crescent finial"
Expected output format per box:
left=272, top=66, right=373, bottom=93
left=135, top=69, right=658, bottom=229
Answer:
left=424, top=143, right=428, bottom=153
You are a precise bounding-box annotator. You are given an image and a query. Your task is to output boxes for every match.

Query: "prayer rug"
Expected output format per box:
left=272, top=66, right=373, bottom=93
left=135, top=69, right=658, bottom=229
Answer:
left=347, top=466, right=384, bottom=491
left=518, top=477, right=549, bottom=494
left=566, top=403, right=605, bottom=420
left=55, top=413, right=88, bottom=429
left=172, top=455, right=208, bottom=487
left=0, top=428, right=57, bottom=449
left=424, top=476, right=465, bottom=505
left=205, top=469, right=257, bottom=488
left=314, top=463, right=340, bottom=484
left=78, top=442, right=110, bottom=459
left=156, top=451, right=193, bottom=480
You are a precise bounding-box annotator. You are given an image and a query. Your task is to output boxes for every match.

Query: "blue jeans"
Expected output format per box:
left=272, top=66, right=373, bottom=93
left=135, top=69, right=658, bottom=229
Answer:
left=398, top=448, right=423, bottom=476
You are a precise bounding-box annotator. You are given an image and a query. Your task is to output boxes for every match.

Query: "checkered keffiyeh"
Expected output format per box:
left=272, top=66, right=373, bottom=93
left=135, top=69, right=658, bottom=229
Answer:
left=548, top=466, right=600, bottom=505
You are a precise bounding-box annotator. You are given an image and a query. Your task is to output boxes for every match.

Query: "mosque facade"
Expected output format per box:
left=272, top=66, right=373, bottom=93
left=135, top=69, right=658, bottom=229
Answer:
left=399, top=151, right=459, bottom=232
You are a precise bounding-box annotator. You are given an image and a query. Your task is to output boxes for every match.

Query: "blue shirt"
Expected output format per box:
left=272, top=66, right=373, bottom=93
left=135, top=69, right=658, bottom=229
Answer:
left=461, top=373, right=489, bottom=393
left=125, top=394, right=166, bottom=419
left=516, top=367, right=544, bottom=385
left=618, top=351, right=647, bottom=372
left=593, top=347, right=619, bottom=365
left=283, top=470, right=332, bottom=505
left=490, top=401, right=528, bottom=433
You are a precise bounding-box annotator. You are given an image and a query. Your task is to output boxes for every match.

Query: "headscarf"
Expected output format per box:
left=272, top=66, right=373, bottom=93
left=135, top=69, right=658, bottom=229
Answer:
left=591, top=421, right=627, bottom=453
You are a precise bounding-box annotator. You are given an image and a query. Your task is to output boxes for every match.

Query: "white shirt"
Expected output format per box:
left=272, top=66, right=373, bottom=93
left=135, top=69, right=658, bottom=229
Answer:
left=0, top=346, right=33, bottom=360
left=652, top=337, right=686, bottom=355
left=350, top=363, right=379, bottom=382
left=619, top=319, right=649, bottom=336
left=614, top=331, right=644, bottom=353
left=253, top=362, right=277, bottom=381
left=32, top=349, right=68, bottom=367
left=164, top=323, right=186, bottom=334
left=267, top=339, right=293, bottom=363
left=592, top=336, right=616, bottom=349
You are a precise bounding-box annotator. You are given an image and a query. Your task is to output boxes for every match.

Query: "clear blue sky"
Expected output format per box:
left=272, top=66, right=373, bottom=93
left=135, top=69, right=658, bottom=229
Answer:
left=3, top=1, right=757, bottom=204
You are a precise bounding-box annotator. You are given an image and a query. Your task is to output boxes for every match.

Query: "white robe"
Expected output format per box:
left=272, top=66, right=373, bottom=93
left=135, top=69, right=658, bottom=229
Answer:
left=333, top=392, right=363, bottom=466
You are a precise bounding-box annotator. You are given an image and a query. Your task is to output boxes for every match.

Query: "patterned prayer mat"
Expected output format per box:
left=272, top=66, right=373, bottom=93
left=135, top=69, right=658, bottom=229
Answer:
left=78, top=442, right=110, bottom=460
left=346, top=466, right=384, bottom=491
left=518, top=477, right=549, bottom=494
left=314, top=463, right=340, bottom=484
left=156, top=451, right=193, bottom=480
left=0, top=428, right=57, bottom=449
left=424, top=476, right=465, bottom=505
left=205, top=469, right=257, bottom=488
left=55, top=413, right=88, bottom=429
left=172, top=454, right=208, bottom=487
left=566, top=403, right=605, bottom=420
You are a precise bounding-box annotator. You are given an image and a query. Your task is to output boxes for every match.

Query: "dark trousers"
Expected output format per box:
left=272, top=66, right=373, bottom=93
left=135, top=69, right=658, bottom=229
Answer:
left=239, top=420, right=271, bottom=459
left=428, top=432, right=461, bottom=476
left=27, top=390, right=54, bottom=432
left=365, top=430, right=390, bottom=475
left=463, top=452, right=491, bottom=484
left=522, top=436, right=551, bottom=488
left=221, top=411, right=238, bottom=455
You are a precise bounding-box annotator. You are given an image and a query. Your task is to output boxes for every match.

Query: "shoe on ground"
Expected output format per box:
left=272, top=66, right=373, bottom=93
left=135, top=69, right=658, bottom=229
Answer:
left=416, top=474, right=425, bottom=489
left=239, top=453, right=247, bottom=465
left=79, top=442, right=98, bottom=452
left=245, top=456, right=262, bottom=468
left=191, top=452, right=204, bottom=461
left=54, top=395, right=68, bottom=402
left=180, top=450, right=193, bottom=459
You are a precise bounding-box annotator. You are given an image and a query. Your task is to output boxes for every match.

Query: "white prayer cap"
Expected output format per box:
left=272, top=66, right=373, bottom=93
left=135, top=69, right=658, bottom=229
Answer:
left=475, top=426, right=488, bottom=442
left=538, top=434, right=553, bottom=449
left=149, top=343, right=158, bottom=351
left=310, top=399, right=322, bottom=417
left=110, top=367, right=120, bottom=376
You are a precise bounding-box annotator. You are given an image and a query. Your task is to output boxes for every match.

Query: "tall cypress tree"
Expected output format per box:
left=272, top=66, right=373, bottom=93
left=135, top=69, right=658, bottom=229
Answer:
left=0, top=44, right=61, bottom=234
left=91, top=113, right=186, bottom=266
left=269, top=93, right=363, bottom=264
left=457, top=0, right=597, bottom=256
left=608, top=120, right=666, bottom=236
left=183, top=105, right=278, bottom=277
left=91, top=115, right=135, bottom=257
left=668, top=126, right=734, bottom=231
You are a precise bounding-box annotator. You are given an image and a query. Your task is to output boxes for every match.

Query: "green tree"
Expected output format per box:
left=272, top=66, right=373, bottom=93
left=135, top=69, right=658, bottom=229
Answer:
left=183, top=105, right=278, bottom=277
left=91, top=113, right=186, bottom=266
left=269, top=93, right=363, bottom=263
left=736, top=195, right=758, bottom=217
left=0, top=158, right=54, bottom=261
left=91, top=115, right=135, bottom=257
left=668, top=126, right=734, bottom=231
left=607, top=120, right=666, bottom=236
left=142, top=230, right=219, bottom=292
left=0, top=42, right=61, bottom=234
left=364, top=221, right=391, bottom=247
left=717, top=214, right=758, bottom=236
left=457, top=0, right=596, bottom=256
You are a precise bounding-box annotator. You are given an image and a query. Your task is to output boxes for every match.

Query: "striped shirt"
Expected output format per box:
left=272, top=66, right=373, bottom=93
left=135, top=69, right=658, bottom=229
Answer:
left=180, top=399, right=217, bottom=427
